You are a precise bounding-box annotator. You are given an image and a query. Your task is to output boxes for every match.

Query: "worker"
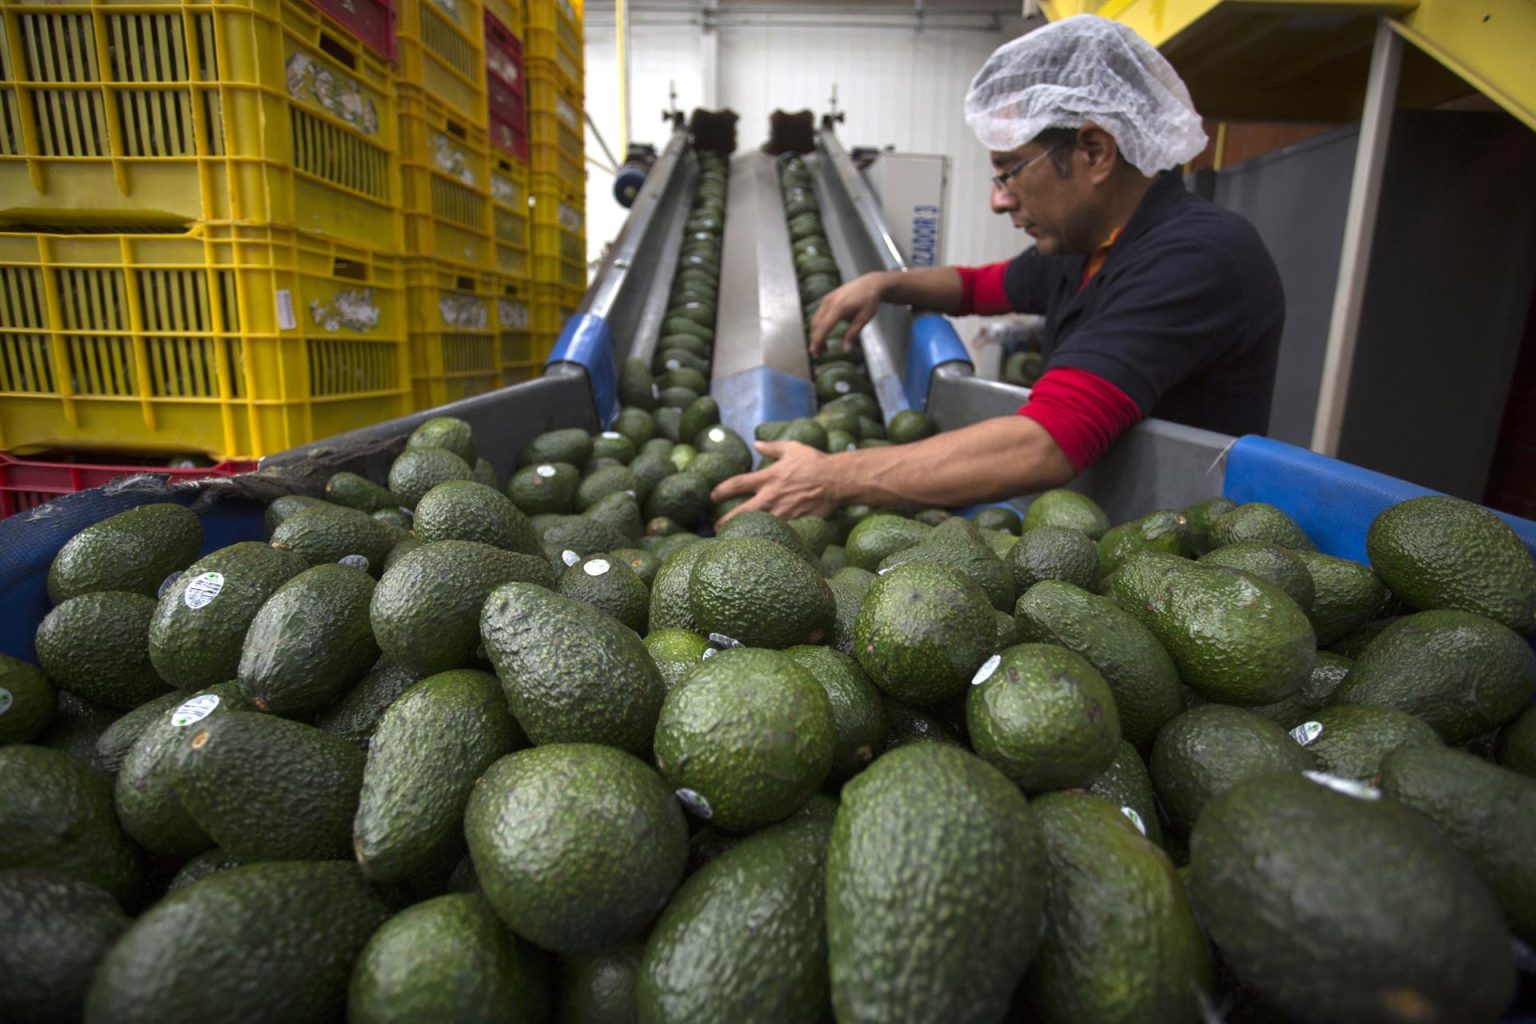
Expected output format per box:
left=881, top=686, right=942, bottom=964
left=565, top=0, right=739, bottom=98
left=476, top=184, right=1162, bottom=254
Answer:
left=713, top=15, right=1284, bottom=523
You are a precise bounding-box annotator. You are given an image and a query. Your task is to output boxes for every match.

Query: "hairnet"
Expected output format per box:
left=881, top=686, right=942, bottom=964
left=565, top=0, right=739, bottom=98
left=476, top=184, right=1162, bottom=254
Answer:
left=964, top=15, right=1207, bottom=177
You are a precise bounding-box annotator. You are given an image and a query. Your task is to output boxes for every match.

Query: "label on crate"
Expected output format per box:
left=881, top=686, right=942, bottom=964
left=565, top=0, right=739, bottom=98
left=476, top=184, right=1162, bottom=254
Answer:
left=674, top=788, right=713, bottom=821
left=286, top=54, right=379, bottom=135
left=183, top=572, right=225, bottom=610
left=492, top=174, right=519, bottom=205
left=558, top=204, right=583, bottom=231
left=171, top=694, right=221, bottom=728
left=432, top=134, right=479, bottom=187
left=0, top=688, right=12, bottom=716
left=1290, top=720, right=1324, bottom=746
left=430, top=0, right=462, bottom=20
left=439, top=295, right=489, bottom=329
left=1302, top=771, right=1381, bottom=802
left=559, top=0, right=577, bottom=23
left=488, top=50, right=520, bottom=88
left=499, top=301, right=530, bottom=329
left=970, top=654, right=1001, bottom=687
left=311, top=289, right=381, bottom=333
left=557, top=96, right=579, bottom=130
left=583, top=559, right=610, bottom=577
left=339, top=554, right=371, bottom=573
left=1121, top=807, right=1148, bottom=837
left=276, top=290, right=297, bottom=331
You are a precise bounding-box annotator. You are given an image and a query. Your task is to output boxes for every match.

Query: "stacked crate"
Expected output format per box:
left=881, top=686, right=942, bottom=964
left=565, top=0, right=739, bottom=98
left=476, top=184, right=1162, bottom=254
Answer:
left=485, top=0, right=539, bottom=385
left=524, top=0, right=586, bottom=363
left=0, top=0, right=415, bottom=462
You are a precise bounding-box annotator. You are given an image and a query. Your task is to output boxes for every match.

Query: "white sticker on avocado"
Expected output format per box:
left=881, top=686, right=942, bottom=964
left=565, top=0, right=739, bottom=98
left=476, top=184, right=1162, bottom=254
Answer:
left=561, top=549, right=580, bottom=567
left=171, top=694, right=221, bottom=728
left=1302, top=770, right=1381, bottom=801
left=845, top=443, right=858, bottom=452
left=707, top=632, right=742, bottom=649
left=182, top=572, right=225, bottom=609
left=584, top=559, right=610, bottom=576
left=652, top=383, right=661, bottom=399
left=1290, top=721, right=1323, bottom=746
left=707, top=428, right=725, bottom=444
left=971, top=654, right=1002, bottom=686
left=157, top=571, right=183, bottom=599
left=1121, top=807, right=1147, bottom=836
left=666, top=359, right=681, bottom=371
left=834, top=380, right=851, bottom=394
left=536, top=464, right=557, bottom=479
left=0, top=688, right=12, bottom=716
left=339, top=554, right=370, bottom=572
left=675, top=788, right=714, bottom=820
left=601, top=431, right=622, bottom=440
left=701, top=647, right=718, bottom=659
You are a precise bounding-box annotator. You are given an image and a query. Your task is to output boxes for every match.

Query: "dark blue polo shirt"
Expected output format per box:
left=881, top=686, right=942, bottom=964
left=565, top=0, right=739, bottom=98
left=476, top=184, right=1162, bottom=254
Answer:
left=1002, top=171, right=1285, bottom=437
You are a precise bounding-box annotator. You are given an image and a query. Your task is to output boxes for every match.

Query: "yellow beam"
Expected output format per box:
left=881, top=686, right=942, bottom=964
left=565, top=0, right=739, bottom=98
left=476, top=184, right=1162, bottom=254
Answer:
left=1041, top=1, right=1415, bottom=45
left=1392, top=0, right=1536, bottom=134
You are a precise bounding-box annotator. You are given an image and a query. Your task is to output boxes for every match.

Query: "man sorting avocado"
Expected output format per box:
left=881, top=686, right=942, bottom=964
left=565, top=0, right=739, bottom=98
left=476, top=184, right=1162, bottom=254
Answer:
left=714, top=15, right=1284, bottom=523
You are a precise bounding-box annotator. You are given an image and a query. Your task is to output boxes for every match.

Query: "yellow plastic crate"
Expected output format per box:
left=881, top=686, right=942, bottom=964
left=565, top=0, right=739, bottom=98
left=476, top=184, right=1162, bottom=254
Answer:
left=525, top=0, right=582, bottom=89
left=398, top=86, right=494, bottom=269
left=527, top=65, right=584, bottom=185
left=491, top=154, right=531, bottom=278
left=495, top=276, right=545, bottom=385
left=530, top=174, right=585, bottom=290
left=0, top=223, right=411, bottom=460
left=529, top=281, right=579, bottom=349
left=397, top=0, right=486, bottom=122
left=405, top=258, right=500, bottom=409
left=0, top=0, right=402, bottom=253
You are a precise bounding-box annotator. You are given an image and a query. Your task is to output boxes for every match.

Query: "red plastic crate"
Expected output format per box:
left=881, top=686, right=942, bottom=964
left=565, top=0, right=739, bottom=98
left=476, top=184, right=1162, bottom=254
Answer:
left=308, top=0, right=398, bottom=60
left=485, top=12, right=529, bottom=162
left=0, top=453, right=258, bottom=520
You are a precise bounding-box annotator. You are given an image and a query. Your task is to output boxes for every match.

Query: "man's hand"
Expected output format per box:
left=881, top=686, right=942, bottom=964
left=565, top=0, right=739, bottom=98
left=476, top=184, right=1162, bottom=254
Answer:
left=807, top=273, right=890, bottom=356
left=710, top=441, right=843, bottom=525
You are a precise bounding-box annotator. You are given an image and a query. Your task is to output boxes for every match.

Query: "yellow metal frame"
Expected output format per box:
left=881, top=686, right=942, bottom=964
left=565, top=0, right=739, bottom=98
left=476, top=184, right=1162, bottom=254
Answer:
left=1393, top=0, right=1536, bottom=134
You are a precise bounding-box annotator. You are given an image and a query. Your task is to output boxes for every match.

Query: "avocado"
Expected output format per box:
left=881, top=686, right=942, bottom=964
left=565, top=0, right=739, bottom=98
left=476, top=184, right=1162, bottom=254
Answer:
left=692, top=424, right=752, bottom=475
left=1022, top=791, right=1212, bottom=1023
left=412, top=480, right=544, bottom=556
left=172, top=710, right=363, bottom=862
left=0, top=661, right=54, bottom=745
left=481, top=583, right=665, bottom=754
left=238, top=563, right=378, bottom=715
left=93, top=689, right=188, bottom=775
left=388, top=446, right=475, bottom=509
left=1367, top=495, right=1536, bottom=633
left=789, top=516, right=836, bottom=558
left=643, top=629, right=711, bottom=692
left=1181, top=495, right=1238, bottom=555
left=0, top=868, right=128, bottom=1024
left=85, top=861, right=389, bottom=1024
left=1294, top=703, right=1441, bottom=781
left=688, top=538, right=834, bottom=648
left=878, top=517, right=1015, bottom=612
left=1206, top=502, right=1315, bottom=551
left=783, top=644, right=887, bottom=783
left=349, top=892, right=548, bottom=1024
left=353, top=670, right=518, bottom=883
left=1097, top=510, right=1190, bottom=577
left=715, top=509, right=814, bottom=560
left=1497, top=705, right=1536, bottom=777
left=148, top=541, right=309, bottom=689
left=1380, top=743, right=1536, bottom=943
left=1006, top=524, right=1098, bottom=594
left=556, top=555, right=650, bottom=634
left=407, top=416, right=478, bottom=465
left=620, top=356, right=659, bottom=411
left=592, top=431, right=639, bottom=465
left=613, top=407, right=658, bottom=449
left=679, top=397, right=720, bottom=445
left=323, top=471, right=398, bottom=514
left=1332, top=609, right=1535, bottom=742
left=263, top=494, right=331, bottom=535
left=0, top=745, right=138, bottom=900
left=639, top=818, right=833, bottom=1024
left=268, top=504, right=397, bottom=576
left=844, top=513, right=931, bottom=571
left=464, top=744, right=687, bottom=953
left=521, top=428, right=594, bottom=469
left=39, top=691, right=118, bottom=770
left=370, top=541, right=553, bottom=677
left=967, top=643, right=1120, bottom=792
left=1023, top=489, right=1110, bottom=540
left=654, top=648, right=834, bottom=832
left=313, top=658, right=422, bottom=749
left=114, top=683, right=252, bottom=855
left=1188, top=770, right=1514, bottom=1024
left=1085, top=738, right=1164, bottom=846
left=824, top=566, right=874, bottom=658
left=47, top=503, right=202, bottom=603
left=1149, top=704, right=1315, bottom=837
left=165, top=848, right=240, bottom=893
left=35, top=591, right=169, bottom=711
left=582, top=490, right=644, bottom=541
left=854, top=561, right=995, bottom=705
left=887, top=410, right=937, bottom=445
left=648, top=539, right=715, bottom=633
left=826, top=743, right=1044, bottom=1023
left=777, top=416, right=829, bottom=450
left=644, top=472, right=710, bottom=529
left=507, top=461, right=580, bottom=515
left=559, top=944, right=644, bottom=1024
left=540, top=515, right=633, bottom=560
left=1325, top=615, right=1402, bottom=659
left=1293, top=549, right=1389, bottom=645
left=472, top=458, right=499, bottom=491
left=1013, top=579, right=1182, bottom=747
left=1247, top=650, right=1352, bottom=730
left=1112, top=552, right=1317, bottom=706
left=1199, top=541, right=1315, bottom=615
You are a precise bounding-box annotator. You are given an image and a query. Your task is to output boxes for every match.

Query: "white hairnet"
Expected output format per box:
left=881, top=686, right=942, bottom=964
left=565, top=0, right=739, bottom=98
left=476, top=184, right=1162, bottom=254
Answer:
left=964, top=15, right=1207, bottom=177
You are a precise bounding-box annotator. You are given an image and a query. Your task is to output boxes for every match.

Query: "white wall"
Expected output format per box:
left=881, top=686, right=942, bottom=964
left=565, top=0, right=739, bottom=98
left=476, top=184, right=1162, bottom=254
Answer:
left=582, top=16, right=1031, bottom=285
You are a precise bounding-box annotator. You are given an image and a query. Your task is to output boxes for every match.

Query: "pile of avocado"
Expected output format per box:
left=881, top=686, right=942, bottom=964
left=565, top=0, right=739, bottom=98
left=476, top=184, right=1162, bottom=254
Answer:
left=3, top=406, right=1536, bottom=1024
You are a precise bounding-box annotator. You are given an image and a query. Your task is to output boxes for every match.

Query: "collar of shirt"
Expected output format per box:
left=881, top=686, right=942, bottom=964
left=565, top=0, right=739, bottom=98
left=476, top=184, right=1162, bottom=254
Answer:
left=1074, top=171, right=1187, bottom=291
left=1079, top=226, right=1123, bottom=290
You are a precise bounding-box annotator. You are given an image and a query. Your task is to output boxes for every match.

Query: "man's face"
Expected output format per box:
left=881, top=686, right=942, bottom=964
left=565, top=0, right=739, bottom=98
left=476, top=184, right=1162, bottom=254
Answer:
left=988, top=140, right=1086, bottom=256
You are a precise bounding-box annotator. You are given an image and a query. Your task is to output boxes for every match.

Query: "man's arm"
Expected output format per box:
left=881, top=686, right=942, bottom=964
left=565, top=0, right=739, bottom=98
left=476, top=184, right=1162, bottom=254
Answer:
left=712, top=415, right=1076, bottom=523
left=807, top=267, right=967, bottom=355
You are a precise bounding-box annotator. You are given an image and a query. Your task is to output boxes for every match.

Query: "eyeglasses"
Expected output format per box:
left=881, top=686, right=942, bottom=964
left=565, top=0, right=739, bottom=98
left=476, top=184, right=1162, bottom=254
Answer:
left=991, top=144, right=1062, bottom=191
